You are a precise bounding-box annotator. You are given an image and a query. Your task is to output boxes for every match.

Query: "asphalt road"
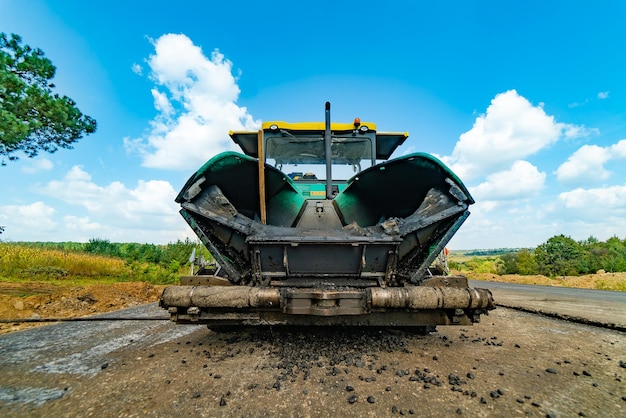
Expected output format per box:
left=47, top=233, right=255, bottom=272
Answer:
left=1, top=282, right=625, bottom=417
left=470, top=280, right=626, bottom=330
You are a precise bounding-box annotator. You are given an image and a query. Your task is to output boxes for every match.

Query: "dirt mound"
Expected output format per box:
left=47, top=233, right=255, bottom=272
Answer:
left=461, top=271, right=626, bottom=290
left=0, top=282, right=164, bottom=335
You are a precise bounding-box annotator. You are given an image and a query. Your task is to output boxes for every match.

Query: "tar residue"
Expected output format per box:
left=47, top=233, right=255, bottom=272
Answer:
left=221, top=327, right=415, bottom=386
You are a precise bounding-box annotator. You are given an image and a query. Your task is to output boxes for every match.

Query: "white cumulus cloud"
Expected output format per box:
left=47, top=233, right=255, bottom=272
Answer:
left=0, top=202, right=58, bottom=239
left=559, top=185, right=626, bottom=210
left=556, top=139, right=626, bottom=185
left=556, top=145, right=611, bottom=184
left=557, top=184, right=626, bottom=227
left=125, top=33, right=260, bottom=169
left=21, top=158, right=54, bottom=174
left=611, top=139, right=626, bottom=158
left=63, top=215, right=103, bottom=233
left=471, top=160, right=546, bottom=201
left=41, top=166, right=179, bottom=224
left=441, top=90, right=591, bottom=181
left=20, top=165, right=191, bottom=242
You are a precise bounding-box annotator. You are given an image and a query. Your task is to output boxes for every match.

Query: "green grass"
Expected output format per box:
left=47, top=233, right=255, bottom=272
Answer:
left=0, top=242, right=184, bottom=285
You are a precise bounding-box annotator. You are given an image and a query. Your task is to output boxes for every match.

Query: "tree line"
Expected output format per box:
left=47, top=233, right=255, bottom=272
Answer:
left=14, top=238, right=211, bottom=272
left=13, top=234, right=626, bottom=278
left=499, top=235, right=626, bottom=276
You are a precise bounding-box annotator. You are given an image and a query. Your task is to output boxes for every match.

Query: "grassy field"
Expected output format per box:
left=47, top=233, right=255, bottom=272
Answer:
left=0, top=242, right=183, bottom=286
left=449, top=251, right=626, bottom=292
left=1, top=243, right=624, bottom=292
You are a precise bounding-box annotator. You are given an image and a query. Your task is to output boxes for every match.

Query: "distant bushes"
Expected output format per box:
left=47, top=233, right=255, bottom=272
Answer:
left=449, top=256, right=504, bottom=275
left=4, top=234, right=625, bottom=284
left=453, top=235, right=626, bottom=277
left=505, top=235, right=626, bottom=276
left=0, top=239, right=211, bottom=285
left=83, top=238, right=209, bottom=268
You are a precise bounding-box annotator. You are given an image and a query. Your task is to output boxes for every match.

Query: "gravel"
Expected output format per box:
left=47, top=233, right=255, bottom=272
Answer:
left=2, top=307, right=625, bottom=417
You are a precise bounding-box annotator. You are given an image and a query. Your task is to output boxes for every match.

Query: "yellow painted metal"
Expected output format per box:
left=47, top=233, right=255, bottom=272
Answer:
left=257, top=129, right=267, bottom=224
left=261, top=121, right=378, bottom=132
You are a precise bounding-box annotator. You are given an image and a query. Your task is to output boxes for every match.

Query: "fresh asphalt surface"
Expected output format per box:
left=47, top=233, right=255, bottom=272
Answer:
left=0, top=281, right=624, bottom=413
left=470, top=280, right=626, bottom=330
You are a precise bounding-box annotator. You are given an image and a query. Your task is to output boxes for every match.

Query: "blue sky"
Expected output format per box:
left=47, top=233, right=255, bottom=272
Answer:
left=1, top=0, right=625, bottom=249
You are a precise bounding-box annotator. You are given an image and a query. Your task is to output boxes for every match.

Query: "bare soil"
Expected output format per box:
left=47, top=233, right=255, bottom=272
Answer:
left=0, top=282, right=164, bottom=335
